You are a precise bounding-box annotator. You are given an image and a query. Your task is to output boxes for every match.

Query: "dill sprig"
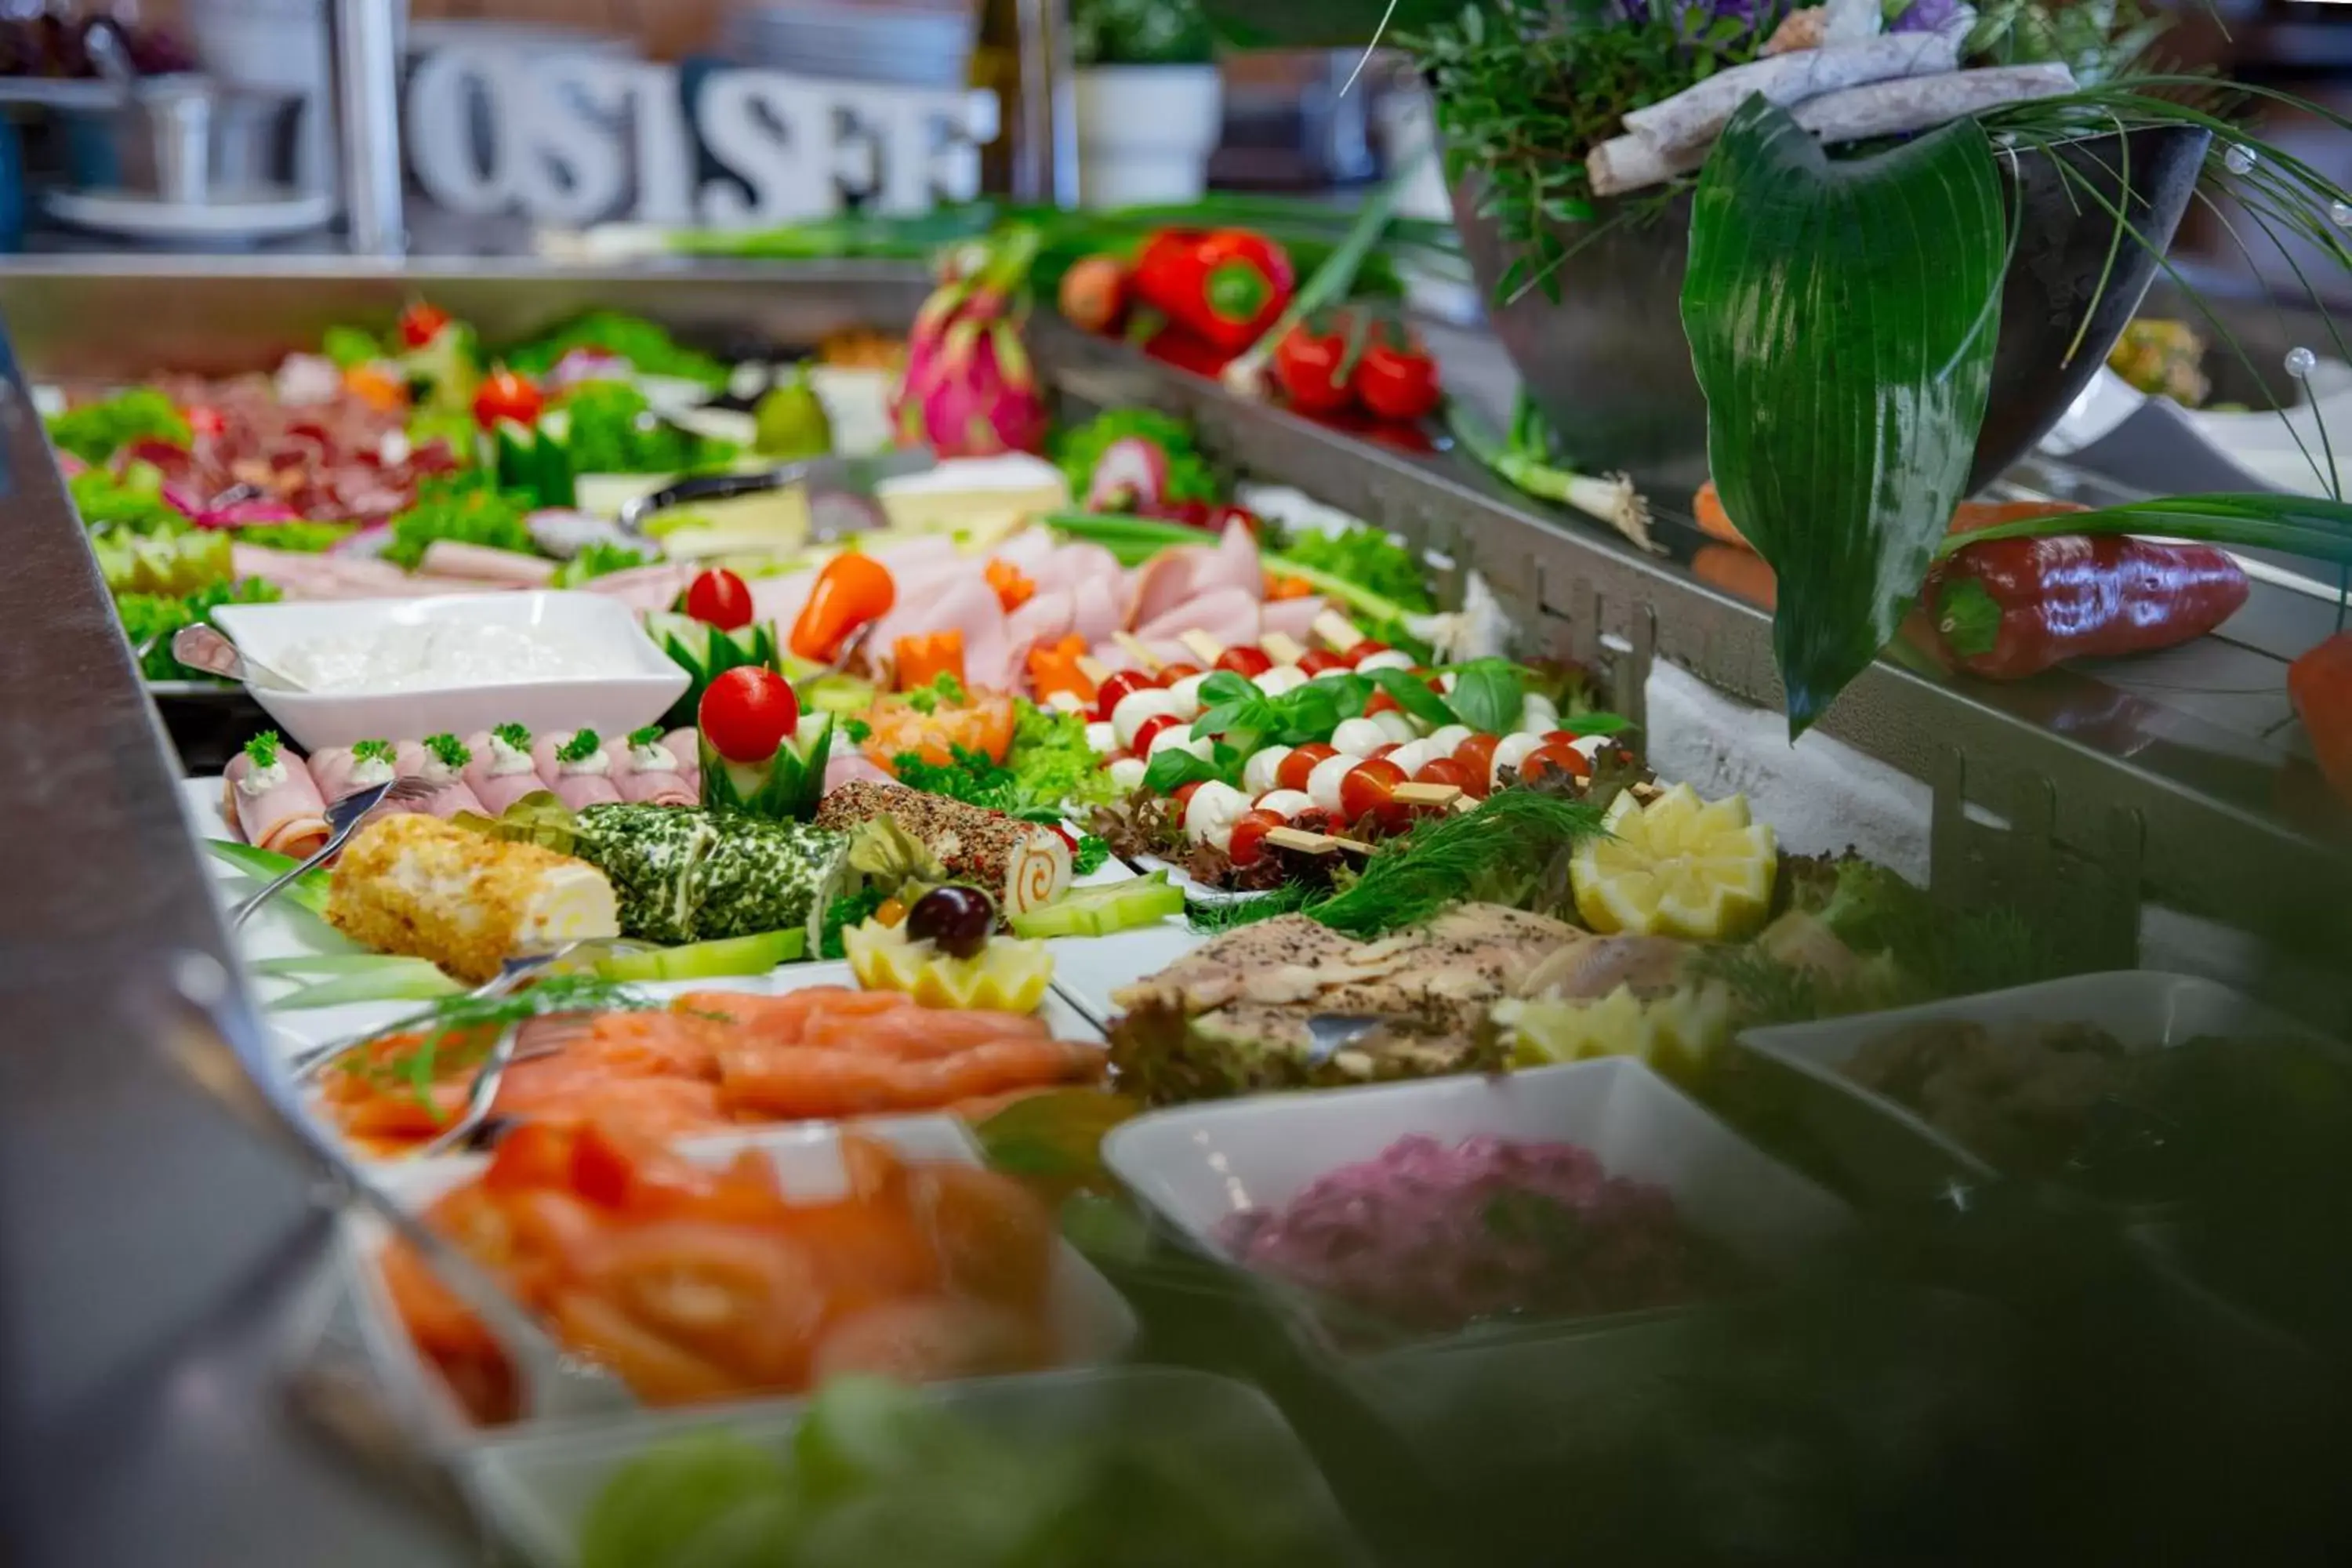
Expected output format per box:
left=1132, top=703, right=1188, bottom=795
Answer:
left=1311, top=790, right=1604, bottom=938
left=345, top=972, right=657, bottom=1109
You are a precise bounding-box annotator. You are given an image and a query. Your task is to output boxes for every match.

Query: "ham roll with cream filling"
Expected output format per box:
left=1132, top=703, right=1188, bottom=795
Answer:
left=222, top=731, right=331, bottom=858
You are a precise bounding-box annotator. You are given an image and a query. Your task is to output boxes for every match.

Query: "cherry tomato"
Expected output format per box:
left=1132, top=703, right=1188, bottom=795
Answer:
left=1298, top=649, right=1350, bottom=676
left=1276, top=743, right=1337, bottom=792
left=471, top=365, right=543, bottom=430
left=1544, top=729, right=1585, bottom=746
left=397, top=300, right=452, bottom=349
left=1353, top=338, right=1443, bottom=423
left=1131, top=714, right=1180, bottom=756
left=683, top=567, right=754, bottom=631
left=1156, top=662, right=1203, bottom=684
left=1452, top=734, right=1501, bottom=798
left=1225, top=807, right=1287, bottom=868
left=698, top=666, right=800, bottom=764
left=1095, top=670, right=1157, bottom=722
left=1272, top=321, right=1354, bottom=415
left=1519, top=741, right=1592, bottom=782
left=1171, top=781, right=1204, bottom=813
left=1215, top=646, right=1274, bottom=677
left=1343, top=639, right=1391, bottom=667
left=1338, top=757, right=1406, bottom=823
left=1414, top=757, right=1475, bottom=794
left=1363, top=690, right=1402, bottom=718
left=183, top=403, right=226, bottom=439
left=1368, top=742, right=1400, bottom=760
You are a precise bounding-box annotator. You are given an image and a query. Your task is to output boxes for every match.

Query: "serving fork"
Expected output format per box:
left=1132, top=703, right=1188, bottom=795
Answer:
left=227, top=775, right=438, bottom=931
left=160, top=953, right=637, bottom=1422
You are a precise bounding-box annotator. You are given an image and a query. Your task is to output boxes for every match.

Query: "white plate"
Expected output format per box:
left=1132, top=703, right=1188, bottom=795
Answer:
left=45, top=186, right=334, bottom=242
left=212, top=590, right=688, bottom=751
left=1735, top=971, right=2323, bottom=1203
left=1102, top=1057, right=1848, bottom=1348
left=463, top=1367, right=1363, bottom=1568
left=342, top=1116, right=1139, bottom=1451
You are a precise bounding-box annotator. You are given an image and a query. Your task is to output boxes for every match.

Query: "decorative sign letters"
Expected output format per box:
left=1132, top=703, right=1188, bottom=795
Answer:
left=405, top=46, right=999, bottom=228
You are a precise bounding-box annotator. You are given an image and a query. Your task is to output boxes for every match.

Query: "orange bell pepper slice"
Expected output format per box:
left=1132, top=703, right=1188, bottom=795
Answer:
left=894, top=629, right=967, bottom=691
left=1025, top=633, right=1096, bottom=704
left=984, top=557, right=1035, bottom=612
left=789, top=553, right=897, bottom=663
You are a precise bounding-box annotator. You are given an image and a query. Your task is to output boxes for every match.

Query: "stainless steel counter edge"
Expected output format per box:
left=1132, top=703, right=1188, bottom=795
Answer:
left=0, top=320, right=466, bottom=1557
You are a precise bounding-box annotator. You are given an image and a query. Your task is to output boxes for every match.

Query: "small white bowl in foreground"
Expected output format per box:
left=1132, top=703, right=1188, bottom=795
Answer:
left=212, top=590, right=687, bottom=751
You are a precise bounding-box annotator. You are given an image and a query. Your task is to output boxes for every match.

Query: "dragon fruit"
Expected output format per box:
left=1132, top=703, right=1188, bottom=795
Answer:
left=891, top=227, right=1050, bottom=459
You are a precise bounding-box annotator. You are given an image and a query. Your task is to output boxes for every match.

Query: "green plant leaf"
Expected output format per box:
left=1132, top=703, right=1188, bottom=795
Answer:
left=1682, top=98, right=2007, bottom=736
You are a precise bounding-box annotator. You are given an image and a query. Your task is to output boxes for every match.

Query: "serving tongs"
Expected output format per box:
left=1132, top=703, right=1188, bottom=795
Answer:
left=227, top=775, right=439, bottom=931
left=612, top=448, right=937, bottom=542
left=160, top=953, right=637, bottom=1422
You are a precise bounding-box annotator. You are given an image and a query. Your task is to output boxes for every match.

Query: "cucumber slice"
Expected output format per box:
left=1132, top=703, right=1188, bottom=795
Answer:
left=594, top=928, right=805, bottom=981
left=534, top=408, right=576, bottom=509
left=492, top=419, right=538, bottom=494
left=1007, top=872, right=1183, bottom=938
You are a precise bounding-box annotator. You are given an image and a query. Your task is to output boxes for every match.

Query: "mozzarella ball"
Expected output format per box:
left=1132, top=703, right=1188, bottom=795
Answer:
left=1306, top=753, right=1359, bottom=813
left=1084, top=721, right=1119, bottom=755
left=1111, top=688, right=1185, bottom=749
left=1490, top=732, right=1545, bottom=786
left=1354, top=649, right=1415, bottom=674
left=1107, top=756, right=1149, bottom=792
left=1165, top=672, right=1210, bottom=720
left=1256, top=788, right=1316, bottom=820
left=1371, top=710, right=1419, bottom=745
left=1329, top=717, right=1388, bottom=757
left=1242, top=746, right=1294, bottom=797
left=1254, top=666, right=1309, bottom=698
left=1183, top=782, right=1253, bottom=852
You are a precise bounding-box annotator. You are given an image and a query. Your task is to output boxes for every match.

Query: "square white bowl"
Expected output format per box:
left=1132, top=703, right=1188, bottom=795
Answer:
left=341, top=1115, right=1138, bottom=1451
left=211, top=590, right=688, bottom=751
left=461, top=1367, right=1367, bottom=1568
left=1101, top=1058, right=1849, bottom=1347
left=1735, top=971, right=2323, bottom=1203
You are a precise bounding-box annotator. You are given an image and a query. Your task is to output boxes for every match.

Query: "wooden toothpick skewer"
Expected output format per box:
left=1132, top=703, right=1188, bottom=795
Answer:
left=1260, top=632, right=1308, bottom=666
left=1312, top=609, right=1367, bottom=652
left=1178, top=630, right=1225, bottom=665
left=1265, top=826, right=1374, bottom=856
left=1112, top=633, right=1163, bottom=671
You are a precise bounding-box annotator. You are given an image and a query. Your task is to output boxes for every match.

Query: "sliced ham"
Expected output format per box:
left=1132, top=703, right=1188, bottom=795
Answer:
left=419, top=540, right=557, bottom=587
left=306, top=746, right=359, bottom=804
left=982, top=526, right=1061, bottom=574
left=461, top=730, right=554, bottom=816
left=221, top=748, right=331, bottom=857
left=1028, top=540, right=1123, bottom=600
left=1259, top=594, right=1330, bottom=644
left=1124, top=549, right=1200, bottom=633
left=606, top=733, right=699, bottom=807
left=869, top=572, right=1014, bottom=691
left=1005, top=587, right=1076, bottom=654
left=532, top=729, right=623, bottom=808
left=1069, top=573, right=1125, bottom=646
left=388, top=739, right=488, bottom=818
left=1134, top=585, right=1263, bottom=650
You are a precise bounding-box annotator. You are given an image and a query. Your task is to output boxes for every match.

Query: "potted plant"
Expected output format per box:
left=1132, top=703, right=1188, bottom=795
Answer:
left=1070, top=0, right=1223, bottom=207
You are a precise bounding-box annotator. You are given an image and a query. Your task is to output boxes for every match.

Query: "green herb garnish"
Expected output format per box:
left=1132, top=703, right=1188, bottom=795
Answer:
left=1072, top=833, right=1111, bottom=877
left=843, top=717, right=873, bottom=745
left=348, top=972, right=657, bottom=1112
left=819, top=887, right=889, bottom=960
left=492, top=722, right=532, bottom=752
left=626, top=724, right=664, bottom=750
left=423, top=732, right=470, bottom=771
left=1311, top=789, right=1603, bottom=938
left=556, top=728, right=603, bottom=764
left=352, top=739, right=396, bottom=765
left=243, top=730, right=281, bottom=771
left=551, top=540, right=652, bottom=587
left=899, top=672, right=970, bottom=715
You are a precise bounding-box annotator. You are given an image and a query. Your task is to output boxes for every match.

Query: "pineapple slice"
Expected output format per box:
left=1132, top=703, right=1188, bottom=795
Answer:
left=1570, top=784, right=1777, bottom=942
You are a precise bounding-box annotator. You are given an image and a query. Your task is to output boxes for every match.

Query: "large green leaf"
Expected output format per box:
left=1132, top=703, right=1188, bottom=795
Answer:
left=1682, top=97, right=2007, bottom=735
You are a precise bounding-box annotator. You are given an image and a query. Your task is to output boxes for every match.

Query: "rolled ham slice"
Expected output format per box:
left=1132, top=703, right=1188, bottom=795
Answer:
left=223, top=748, right=331, bottom=858
left=605, top=734, right=698, bottom=807
left=664, top=728, right=702, bottom=801
left=532, top=730, right=623, bottom=808
left=389, top=739, right=488, bottom=819
left=307, top=746, right=360, bottom=804
left=418, top=540, right=558, bottom=586
left=1134, top=585, right=1263, bottom=649
left=462, top=730, right=556, bottom=816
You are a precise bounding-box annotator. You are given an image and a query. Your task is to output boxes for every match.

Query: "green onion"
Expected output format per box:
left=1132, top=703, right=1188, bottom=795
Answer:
left=267, top=961, right=463, bottom=1011
left=249, top=953, right=415, bottom=979
left=1445, top=396, right=1653, bottom=550
left=1222, top=161, right=1421, bottom=401
left=201, top=839, right=331, bottom=916
left=1934, top=492, right=2352, bottom=563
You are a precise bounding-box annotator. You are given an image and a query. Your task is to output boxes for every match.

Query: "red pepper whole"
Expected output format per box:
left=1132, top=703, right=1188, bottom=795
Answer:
left=1272, top=321, right=1354, bottom=416
left=2288, top=631, right=2352, bottom=806
left=1132, top=229, right=1296, bottom=354
left=1925, top=534, right=2249, bottom=681
left=1352, top=328, right=1442, bottom=423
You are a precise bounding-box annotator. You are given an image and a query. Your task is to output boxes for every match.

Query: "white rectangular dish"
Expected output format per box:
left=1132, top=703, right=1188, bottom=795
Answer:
left=1102, top=1057, right=1848, bottom=1348
left=342, top=1116, right=1138, bottom=1451
left=462, top=1366, right=1368, bottom=1568
left=212, top=590, right=688, bottom=750
left=1735, top=971, right=2322, bottom=1202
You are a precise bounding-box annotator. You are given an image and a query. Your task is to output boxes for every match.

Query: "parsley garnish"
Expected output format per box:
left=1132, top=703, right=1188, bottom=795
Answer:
left=423, top=732, right=470, bottom=771
left=352, top=738, right=395, bottom=765
left=819, top=887, right=888, bottom=960
left=900, top=672, right=969, bottom=715
left=243, top=729, right=281, bottom=771
left=492, top=722, right=532, bottom=751
left=626, top=724, right=663, bottom=749
left=555, top=728, right=602, bottom=764
left=1073, top=833, right=1110, bottom=877
left=844, top=717, right=873, bottom=744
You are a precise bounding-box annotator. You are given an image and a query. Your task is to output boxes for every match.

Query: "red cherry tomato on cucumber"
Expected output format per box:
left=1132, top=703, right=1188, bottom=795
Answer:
left=1225, top=808, right=1286, bottom=868
left=1215, top=646, right=1273, bottom=677
left=1338, top=757, right=1406, bottom=823
left=472, top=366, right=543, bottom=430
left=699, top=666, right=800, bottom=764
left=1297, top=649, right=1350, bottom=676
left=1451, top=735, right=1500, bottom=797
left=1276, top=743, right=1337, bottom=793
left=684, top=568, right=754, bottom=631
left=1095, top=670, right=1157, bottom=721
left=397, top=301, right=452, bottom=348
left=1519, top=741, right=1592, bottom=782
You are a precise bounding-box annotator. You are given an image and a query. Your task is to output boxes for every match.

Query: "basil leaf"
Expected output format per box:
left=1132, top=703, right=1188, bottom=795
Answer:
left=1190, top=697, right=1258, bottom=738
left=1446, top=659, right=1526, bottom=734
left=1143, top=748, right=1229, bottom=794
left=1276, top=684, right=1342, bottom=745
left=1682, top=97, right=2005, bottom=735
left=1318, top=672, right=1373, bottom=720
left=1371, top=668, right=1457, bottom=729
left=1561, top=711, right=1634, bottom=737
left=1198, top=670, right=1257, bottom=707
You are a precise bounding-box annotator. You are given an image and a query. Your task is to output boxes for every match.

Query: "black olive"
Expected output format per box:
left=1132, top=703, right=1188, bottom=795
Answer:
left=906, top=885, right=994, bottom=959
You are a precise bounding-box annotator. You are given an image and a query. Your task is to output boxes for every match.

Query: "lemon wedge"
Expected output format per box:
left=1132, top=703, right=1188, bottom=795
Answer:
left=1495, top=983, right=1736, bottom=1085
left=1570, top=784, right=1777, bottom=941
left=842, top=920, right=1054, bottom=1012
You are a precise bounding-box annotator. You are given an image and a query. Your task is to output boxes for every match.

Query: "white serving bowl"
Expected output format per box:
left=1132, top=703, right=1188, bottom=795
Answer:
left=1102, top=1058, right=1848, bottom=1350
left=210, top=590, right=688, bottom=751
left=342, top=1116, right=1138, bottom=1450
left=1736, top=971, right=2325, bottom=1204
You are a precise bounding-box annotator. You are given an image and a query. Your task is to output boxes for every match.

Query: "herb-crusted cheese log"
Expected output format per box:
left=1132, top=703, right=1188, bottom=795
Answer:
left=815, top=782, right=1073, bottom=916
left=327, top=813, right=619, bottom=982
left=569, top=804, right=848, bottom=949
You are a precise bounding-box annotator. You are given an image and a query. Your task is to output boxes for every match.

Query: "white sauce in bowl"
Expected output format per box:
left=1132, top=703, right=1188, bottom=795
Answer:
left=277, top=622, right=634, bottom=694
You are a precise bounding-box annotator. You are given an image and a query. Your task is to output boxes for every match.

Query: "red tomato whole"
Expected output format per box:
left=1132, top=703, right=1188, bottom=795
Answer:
left=1171, top=781, right=1205, bottom=813
left=1452, top=735, right=1500, bottom=797
left=699, top=666, right=800, bottom=764
left=1343, top=640, right=1391, bottom=666
left=1095, top=670, right=1157, bottom=721
left=1363, top=690, right=1401, bottom=718
left=1273, top=324, right=1354, bottom=416
left=398, top=301, right=452, bottom=349
left=1216, top=646, right=1273, bottom=677
left=472, top=366, right=544, bottom=430
left=1276, top=743, right=1337, bottom=793
left=1354, top=339, right=1442, bottom=423
left=1225, top=808, right=1286, bottom=868
left=1414, top=757, right=1475, bottom=793
left=1297, top=649, right=1350, bottom=676
left=1338, top=757, right=1406, bottom=822
left=1156, top=662, right=1203, bottom=684
left=1519, top=740, right=1592, bottom=783
left=1130, top=714, right=1179, bottom=756
left=684, top=568, right=754, bottom=631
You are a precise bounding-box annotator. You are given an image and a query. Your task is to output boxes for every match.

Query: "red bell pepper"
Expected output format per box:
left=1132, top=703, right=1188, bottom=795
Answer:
left=1132, top=229, right=1296, bottom=354
left=1924, top=534, right=2249, bottom=681
left=2289, top=630, right=2352, bottom=805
